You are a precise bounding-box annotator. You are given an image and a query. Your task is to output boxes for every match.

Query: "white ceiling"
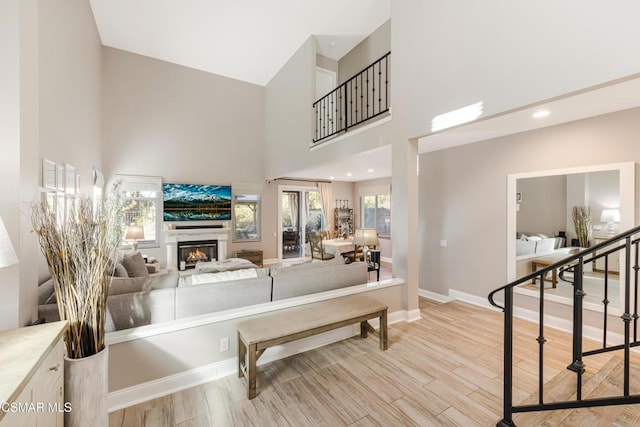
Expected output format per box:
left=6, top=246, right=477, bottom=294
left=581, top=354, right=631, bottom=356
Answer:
left=418, top=75, right=640, bottom=153
left=283, top=145, right=392, bottom=183
left=89, top=0, right=391, bottom=87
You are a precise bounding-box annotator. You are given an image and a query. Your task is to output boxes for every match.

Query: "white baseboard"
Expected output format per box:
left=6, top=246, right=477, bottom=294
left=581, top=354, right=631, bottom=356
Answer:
left=108, top=308, right=406, bottom=412
left=418, top=288, right=455, bottom=303
left=107, top=358, right=237, bottom=412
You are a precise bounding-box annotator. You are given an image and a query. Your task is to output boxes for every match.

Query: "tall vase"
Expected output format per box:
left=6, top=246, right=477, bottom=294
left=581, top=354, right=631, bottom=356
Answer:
left=64, top=347, right=108, bottom=427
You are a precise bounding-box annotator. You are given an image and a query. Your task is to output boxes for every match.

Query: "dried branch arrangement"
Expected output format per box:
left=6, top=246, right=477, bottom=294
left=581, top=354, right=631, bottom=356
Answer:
left=572, top=206, right=592, bottom=248
left=31, top=193, right=122, bottom=359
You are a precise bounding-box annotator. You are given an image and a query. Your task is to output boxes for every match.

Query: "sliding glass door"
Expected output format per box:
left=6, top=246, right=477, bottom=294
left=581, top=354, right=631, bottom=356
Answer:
left=280, top=187, right=324, bottom=259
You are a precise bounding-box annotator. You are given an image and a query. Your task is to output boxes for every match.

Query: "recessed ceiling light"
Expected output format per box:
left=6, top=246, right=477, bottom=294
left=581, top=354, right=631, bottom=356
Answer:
left=346, top=172, right=353, bottom=177
left=367, top=169, right=374, bottom=173
left=431, top=101, right=483, bottom=132
left=329, top=176, right=334, bottom=180
left=329, top=41, right=336, bottom=48
left=532, top=110, right=550, bottom=119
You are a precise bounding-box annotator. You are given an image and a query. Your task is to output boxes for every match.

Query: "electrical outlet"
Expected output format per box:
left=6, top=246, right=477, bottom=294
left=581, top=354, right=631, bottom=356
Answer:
left=220, top=337, right=229, bottom=352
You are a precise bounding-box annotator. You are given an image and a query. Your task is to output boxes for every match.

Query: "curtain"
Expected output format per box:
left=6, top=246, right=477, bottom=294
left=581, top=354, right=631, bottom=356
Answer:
left=287, top=192, right=298, bottom=230
left=318, top=182, right=333, bottom=233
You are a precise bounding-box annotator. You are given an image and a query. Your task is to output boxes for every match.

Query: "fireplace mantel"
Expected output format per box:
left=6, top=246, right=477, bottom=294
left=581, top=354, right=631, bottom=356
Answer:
left=165, top=228, right=230, bottom=270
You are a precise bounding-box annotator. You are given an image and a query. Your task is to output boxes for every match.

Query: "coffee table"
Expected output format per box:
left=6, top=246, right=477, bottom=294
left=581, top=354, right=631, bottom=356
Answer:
left=531, top=253, right=576, bottom=288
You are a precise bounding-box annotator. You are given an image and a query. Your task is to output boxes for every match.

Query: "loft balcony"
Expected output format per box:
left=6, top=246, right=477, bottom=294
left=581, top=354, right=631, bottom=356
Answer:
left=312, top=52, right=390, bottom=145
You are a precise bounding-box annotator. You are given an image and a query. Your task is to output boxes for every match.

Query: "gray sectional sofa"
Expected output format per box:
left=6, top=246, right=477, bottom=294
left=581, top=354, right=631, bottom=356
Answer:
left=38, top=257, right=368, bottom=332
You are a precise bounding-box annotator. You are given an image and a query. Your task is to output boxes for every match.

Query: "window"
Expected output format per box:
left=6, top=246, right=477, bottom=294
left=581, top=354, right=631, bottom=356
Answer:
left=362, top=194, right=391, bottom=237
left=233, top=183, right=263, bottom=242
left=116, top=175, right=162, bottom=246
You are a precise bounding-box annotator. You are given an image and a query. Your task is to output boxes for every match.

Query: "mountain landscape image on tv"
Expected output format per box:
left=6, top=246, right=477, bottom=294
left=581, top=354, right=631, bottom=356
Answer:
left=163, top=183, right=232, bottom=221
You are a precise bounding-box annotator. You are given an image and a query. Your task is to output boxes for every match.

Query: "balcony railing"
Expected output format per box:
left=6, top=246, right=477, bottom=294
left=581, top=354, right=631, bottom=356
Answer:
left=313, top=52, right=390, bottom=144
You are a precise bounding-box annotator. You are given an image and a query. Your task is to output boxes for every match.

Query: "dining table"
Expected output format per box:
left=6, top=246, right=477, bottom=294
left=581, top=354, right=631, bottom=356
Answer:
left=321, top=238, right=355, bottom=255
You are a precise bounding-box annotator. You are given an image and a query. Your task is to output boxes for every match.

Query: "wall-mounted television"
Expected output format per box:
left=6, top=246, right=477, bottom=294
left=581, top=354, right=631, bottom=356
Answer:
left=163, top=183, right=232, bottom=221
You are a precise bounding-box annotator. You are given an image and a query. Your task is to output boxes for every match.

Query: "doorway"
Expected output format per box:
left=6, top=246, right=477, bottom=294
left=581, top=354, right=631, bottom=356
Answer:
left=280, top=187, right=324, bottom=260
left=507, top=162, right=635, bottom=312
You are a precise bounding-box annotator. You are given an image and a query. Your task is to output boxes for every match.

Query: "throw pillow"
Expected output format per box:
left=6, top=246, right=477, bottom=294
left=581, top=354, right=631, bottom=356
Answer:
left=121, top=251, right=150, bottom=278
left=112, top=263, right=129, bottom=278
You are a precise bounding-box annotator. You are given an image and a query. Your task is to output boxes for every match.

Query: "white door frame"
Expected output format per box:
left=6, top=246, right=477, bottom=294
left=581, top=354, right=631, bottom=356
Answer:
left=278, top=184, right=319, bottom=261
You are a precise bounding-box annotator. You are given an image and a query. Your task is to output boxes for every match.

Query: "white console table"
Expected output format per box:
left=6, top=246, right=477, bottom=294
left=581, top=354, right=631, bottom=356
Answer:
left=0, top=321, right=67, bottom=426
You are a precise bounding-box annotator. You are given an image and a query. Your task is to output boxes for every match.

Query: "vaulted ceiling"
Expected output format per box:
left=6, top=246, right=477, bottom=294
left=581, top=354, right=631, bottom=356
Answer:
left=89, top=0, right=391, bottom=86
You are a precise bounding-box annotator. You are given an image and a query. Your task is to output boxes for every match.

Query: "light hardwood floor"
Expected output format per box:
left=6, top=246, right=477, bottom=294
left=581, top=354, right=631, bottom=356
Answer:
left=109, top=298, right=640, bottom=426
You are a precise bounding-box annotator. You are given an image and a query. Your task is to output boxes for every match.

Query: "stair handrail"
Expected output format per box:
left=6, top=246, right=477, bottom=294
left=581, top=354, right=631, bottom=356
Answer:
left=488, top=224, right=640, bottom=311
left=489, top=225, right=640, bottom=427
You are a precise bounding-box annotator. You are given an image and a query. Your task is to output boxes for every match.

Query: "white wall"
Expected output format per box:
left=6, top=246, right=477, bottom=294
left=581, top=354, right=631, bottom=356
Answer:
left=392, top=0, right=640, bottom=140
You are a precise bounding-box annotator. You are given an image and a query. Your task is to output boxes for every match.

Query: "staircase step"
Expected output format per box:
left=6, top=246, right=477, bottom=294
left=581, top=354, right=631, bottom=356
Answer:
left=513, top=355, right=619, bottom=426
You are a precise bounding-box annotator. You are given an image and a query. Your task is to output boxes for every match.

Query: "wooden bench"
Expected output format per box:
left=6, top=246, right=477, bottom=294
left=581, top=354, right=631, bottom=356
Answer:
left=236, top=295, right=388, bottom=399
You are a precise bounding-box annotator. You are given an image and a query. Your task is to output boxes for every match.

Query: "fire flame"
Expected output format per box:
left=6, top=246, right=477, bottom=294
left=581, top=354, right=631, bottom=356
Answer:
left=186, top=249, right=209, bottom=263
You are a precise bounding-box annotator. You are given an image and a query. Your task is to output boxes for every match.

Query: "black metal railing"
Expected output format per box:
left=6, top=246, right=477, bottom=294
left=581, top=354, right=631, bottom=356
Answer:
left=313, top=52, right=390, bottom=144
left=488, top=225, right=640, bottom=426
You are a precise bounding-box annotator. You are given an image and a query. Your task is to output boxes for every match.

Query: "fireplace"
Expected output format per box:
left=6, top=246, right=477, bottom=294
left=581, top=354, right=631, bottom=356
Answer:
left=177, top=240, right=218, bottom=270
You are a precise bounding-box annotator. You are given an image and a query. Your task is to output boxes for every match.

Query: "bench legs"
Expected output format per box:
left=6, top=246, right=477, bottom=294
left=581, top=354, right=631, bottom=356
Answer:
left=359, top=309, right=388, bottom=351
left=238, top=333, right=259, bottom=399
left=239, top=308, right=389, bottom=400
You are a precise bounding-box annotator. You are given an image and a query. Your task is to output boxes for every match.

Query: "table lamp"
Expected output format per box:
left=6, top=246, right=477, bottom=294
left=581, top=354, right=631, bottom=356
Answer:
left=124, top=225, right=144, bottom=251
left=352, top=228, right=379, bottom=262
left=0, top=216, right=19, bottom=269
left=599, top=209, right=620, bottom=236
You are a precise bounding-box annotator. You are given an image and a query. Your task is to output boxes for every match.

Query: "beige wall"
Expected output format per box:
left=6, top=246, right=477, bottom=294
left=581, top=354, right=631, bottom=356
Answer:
left=338, top=19, right=390, bottom=85
left=39, top=0, right=103, bottom=192
left=101, top=47, right=265, bottom=184
left=516, top=175, right=567, bottom=237
left=101, top=47, right=267, bottom=258
left=419, top=107, right=640, bottom=299
left=0, top=0, right=102, bottom=330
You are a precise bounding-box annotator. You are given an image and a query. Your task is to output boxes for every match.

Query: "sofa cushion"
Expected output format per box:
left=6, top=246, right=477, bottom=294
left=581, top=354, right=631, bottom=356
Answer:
left=108, top=271, right=178, bottom=296
left=269, top=257, right=343, bottom=276
left=271, top=261, right=368, bottom=301
left=175, top=276, right=272, bottom=318
left=121, top=251, right=150, bottom=278
left=183, top=268, right=258, bottom=286
left=194, top=258, right=258, bottom=273
left=107, top=288, right=176, bottom=330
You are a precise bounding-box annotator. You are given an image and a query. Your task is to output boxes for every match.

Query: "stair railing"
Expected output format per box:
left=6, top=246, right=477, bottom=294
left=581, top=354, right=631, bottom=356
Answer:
left=312, top=52, right=390, bottom=144
left=488, top=225, right=640, bottom=426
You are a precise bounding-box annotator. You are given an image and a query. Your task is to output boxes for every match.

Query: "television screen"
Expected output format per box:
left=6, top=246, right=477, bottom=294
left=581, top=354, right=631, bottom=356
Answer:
left=163, top=183, right=232, bottom=221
